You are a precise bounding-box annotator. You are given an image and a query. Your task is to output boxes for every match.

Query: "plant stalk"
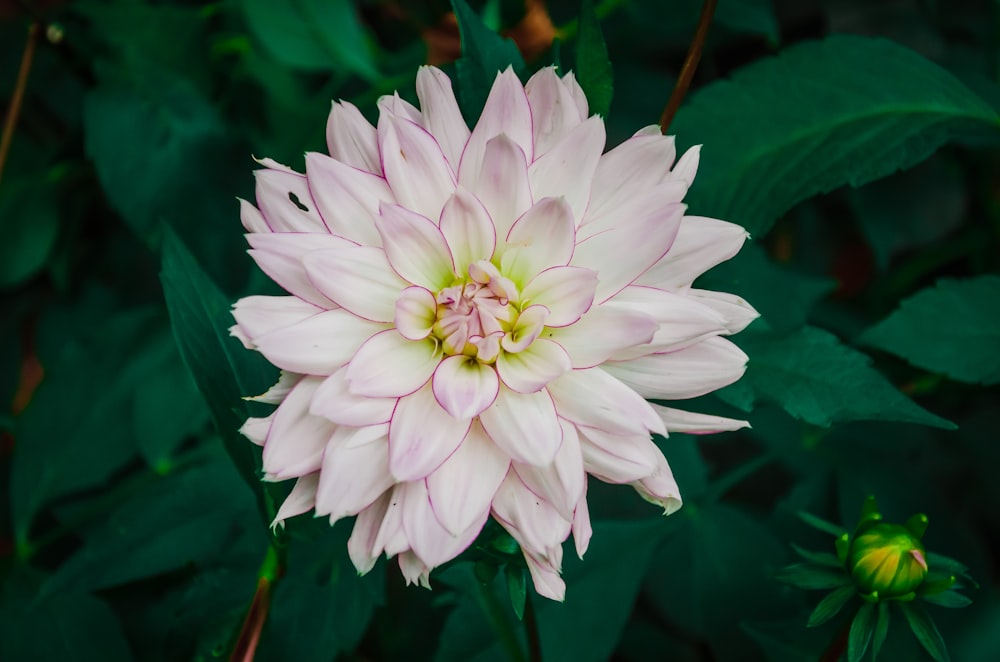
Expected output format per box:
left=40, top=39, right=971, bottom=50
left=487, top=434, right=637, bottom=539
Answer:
left=659, top=0, right=717, bottom=134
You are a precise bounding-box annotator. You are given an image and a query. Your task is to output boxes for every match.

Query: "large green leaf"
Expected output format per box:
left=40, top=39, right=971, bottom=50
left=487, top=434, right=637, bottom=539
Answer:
left=575, top=0, right=613, bottom=119
left=671, top=35, right=1000, bottom=236
left=719, top=326, right=955, bottom=428
left=860, top=276, right=1000, bottom=385
left=0, top=173, right=60, bottom=288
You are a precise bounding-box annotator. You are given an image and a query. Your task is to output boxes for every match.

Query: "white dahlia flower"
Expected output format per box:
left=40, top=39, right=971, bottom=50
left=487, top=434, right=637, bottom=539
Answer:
left=232, top=66, right=757, bottom=601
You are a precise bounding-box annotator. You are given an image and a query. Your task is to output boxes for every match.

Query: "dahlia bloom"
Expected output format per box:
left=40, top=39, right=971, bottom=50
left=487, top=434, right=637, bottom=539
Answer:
left=232, top=65, right=757, bottom=601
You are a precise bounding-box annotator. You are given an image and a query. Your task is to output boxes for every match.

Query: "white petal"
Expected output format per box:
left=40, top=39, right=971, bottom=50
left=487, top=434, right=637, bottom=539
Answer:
left=528, top=115, right=605, bottom=223
left=416, top=65, right=470, bottom=170
left=426, top=421, right=510, bottom=535
left=463, top=134, right=532, bottom=243
left=501, top=197, right=576, bottom=284
left=376, top=204, right=456, bottom=290
left=304, top=152, right=388, bottom=246
left=378, top=115, right=456, bottom=221
left=602, top=336, right=748, bottom=400
left=547, top=368, right=665, bottom=435
left=587, top=132, right=678, bottom=225
left=605, top=285, right=729, bottom=359
left=303, top=246, right=407, bottom=323
left=253, top=308, right=385, bottom=375
left=349, top=491, right=392, bottom=574
left=401, top=479, right=488, bottom=568
left=239, top=412, right=274, bottom=446
left=246, top=370, right=301, bottom=404
left=246, top=232, right=354, bottom=308
left=524, top=550, right=566, bottom=602
left=439, top=187, right=496, bottom=271
left=432, top=355, right=500, bottom=419
left=459, top=68, right=533, bottom=186
left=560, top=71, right=589, bottom=119
left=636, top=216, right=749, bottom=290
left=525, top=66, right=586, bottom=156
left=633, top=450, right=683, bottom=515
left=496, top=338, right=571, bottom=393
left=310, top=366, right=396, bottom=426
left=231, top=295, right=323, bottom=345
left=480, top=387, right=562, bottom=466
left=520, top=266, right=598, bottom=328
left=572, top=481, right=592, bottom=558
left=668, top=145, right=700, bottom=187
left=395, top=286, right=438, bottom=341
left=514, top=419, right=585, bottom=520
left=378, top=92, right=423, bottom=124
left=347, top=330, right=440, bottom=398
left=372, top=484, right=409, bottom=558
left=263, top=377, right=334, bottom=480
left=686, top=289, right=760, bottom=334
left=649, top=403, right=750, bottom=434
left=315, top=424, right=394, bottom=524
left=272, top=473, right=320, bottom=528
left=254, top=167, right=327, bottom=233
left=577, top=426, right=661, bottom=483
left=326, top=100, right=381, bottom=174
left=399, top=551, right=431, bottom=589
left=492, top=471, right=570, bottom=561
left=388, top=384, right=472, bottom=481
left=547, top=305, right=657, bottom=368
left=239, top=198, right=270, bottom=233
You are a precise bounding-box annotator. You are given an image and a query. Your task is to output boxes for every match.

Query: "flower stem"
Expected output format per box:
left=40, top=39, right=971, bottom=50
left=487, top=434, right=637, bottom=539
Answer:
left=0, top=22, right=40, bottom=189
left=659, top=0, right=717, bottom=134
left=523, top=590, right=543, bottom=662
left=819, top=620, right=851, bottom=662
left=230, top=544, right=283, bottom=662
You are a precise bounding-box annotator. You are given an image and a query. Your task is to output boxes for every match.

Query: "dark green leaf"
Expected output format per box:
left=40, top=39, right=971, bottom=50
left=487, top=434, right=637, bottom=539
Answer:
left=672, top=35, right=1000, bottom=237
left=797, top=511, right=848, bottom=537
left=922, top=591, right=972, bottom=608
left=861, top=276, right=1000, bottom=385
left=872, top=601, right=890, bottom=660
left=848, top=601, right=876, bottom=662
left=451, top=0, right=525, bottom=124
left=808, top=585, right=856, bottom=627
left=575, top=0, right=613, bottom=118
left=900, top=602, right=951, bottom=662
left=715, top=0, right=779, bottom=43
left=926, top=553, right=971, bottom=577
left=791, top=543, right=843, bottom=567
left=506, top=566, right=527, bottom=621
left=0, top=173, right=60, bottom=288
left=775, top=563, right=853, bottom=590
left=719, top=326, right=955, bottom=428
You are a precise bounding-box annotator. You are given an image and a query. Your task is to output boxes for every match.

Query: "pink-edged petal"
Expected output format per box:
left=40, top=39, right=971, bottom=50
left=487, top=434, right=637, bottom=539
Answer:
left=310, top=366, right=396, bottom=426
left=347, top=330, right=441, bottom=398
left=395, top=286, right=438, bottom=341
left=462, top=135, right=532, bottom=243
left=416, top=66, right=470, bottom=170
left=378, top=92, right=423, bottom=124
left=587, top=131, right=678, bottom=224
left=528, top=115, right=605, bottom=223
left=388, top=384, right=472, bottom=481
left=492, top=471, right=571, bottom=560
left=602, top=336, right=748, bottom=400
left=572, top=481, right=592, bottom=558
left=231, top=295, right=323, bottom=344
left=547, top=367, right=665, bottom=435
left=501, top=197, right=576, bottom=284
left=514, top=419, right=585, bottom=520
left=667, top=145, right=700, bottom=187
left=348, top=490, right=392, bottom=574
left=633, top=450, right=683, bottom=515
left=246, top=232, right=355, bottom=308
left=520, top=266, right=597, bottom=328
left=525, top=66, right=586, bottom=156
left=560, top=71, right=589, bottom=119
left=272, top=473, right=320, bottom=528
left=480, top=387, right=562, bottom=465
left=253, top=308, right=385, bottom=375
left=524, top=550, right=566, bottom=602
left=577, top=426, right=662, bottom=483
left=439, top=187, right=497, bottom=270
left=254, top=167, right=328, bottom=233
left=375, top=204, right=456, bottom=290
left=303, top=246, right=407, bottom=322
left=305, top=152, right=389, bottom=246
left=399, top=551, right=431, bottom=589
left=402, top=479, right=488, bottom=568
left=649, top=403, right=750, bottom=434
left=459, top=68, right=533, bottom=186
left=572, top=197, right=686, bottom=303
left=636, top=216, right=749, bottom=290
left=326, top=100, right=381, bottom=174
left=373, top=484, right=410, bottom=558
left=239, top=412, right=274, bottom=446
left=432, top=355, right=500, bottom=419
left=605, top=286, right=729, bottom=360
left=378, top=114, right=456, bottom=222
left=315, top=424, right=394, bottom=524
left=496, top=338, right=571, bottom=393
left=262, top=377, right=334, bottom=480
left=501, top=304, right=549, bottom=354
left=246, top=370, right=301, bottom=404
left=686, top=289, right=760, bottom=334
left=239, top=198, right=270, bottom=233
left=427, top=421, right=510, bottom=535
left=547, top=305, right=657, bottom=368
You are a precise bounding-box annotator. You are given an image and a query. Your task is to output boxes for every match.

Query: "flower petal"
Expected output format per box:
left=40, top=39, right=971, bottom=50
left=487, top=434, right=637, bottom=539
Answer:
left=649, top=403, right=750, bottom=434
left=668, top=145, right=700, bottom=187
left=347, top=330, right=441, bottom=398
left=426, top=421, right=510, bottom=534
left=602, top=336, right=748, bottom=400
left=315, top=424, right=394, bottom=524
left=240, top=198, right=270, bottom=233
left=492, top=471, right=570, bottom=561
left=303, top=245, right=407, bottom=323
left=463, top=134, right=532, bottom=243
left=416, top=66, right=470, bottom=170
left=395, top=286, right=438, bottom=341
left=587, top=131, right=677, bottom=224
left=686, top=289, right=760, bottom=334
left=231, top=295, right=324, bottom=345
left=496, top=338, right=571, bottom=393
left=305, top=152, right=388, bottom=246
left=375, top=204, right=456, bottom=290
left=525, top=66, right=586, bottom=156
left=388, top=384, right=472, bottom=481
left=636, top=216, right=749, bottom=290
left=254, top=166, right=327, bottom=233
left=632, top=450, right=682, bottom=515
left=349, top=491, right=393, bottom=574
left=432, top=355, right=500, bottom=419
left=246, top=232, right=354, bottom=308
left=253, top=308, right=385, bottom=375
left=402, top=479, right=489, bottom=568
left=520, top=266, right=597, bottom=328
left=399, top=551, right=431, bottom=589
left=378, top=115, right=456, bottom=222
left=326, top=100, right=381, bottom=174
left=524, top=550, right=566, bottom=602
left=239, top=412, right=274, bottom=446
left=547, top=305, right=657, bottom=368
left=459, top=68, right=534, bottom=185
left=528, top=115, right=605, bottom=223
left=272, top=473, right=320, bottom=528
left=514, top=419, right=585, bottom=520
left=246, top=370, right=301, bottom=404
left=572, top=481, right=592, bottom=558
left=263, top=376, right=334, bottom=480
left=547, top=368, right=665, bottom=435
left=439, top=187, right=497, bottom=270
left=501, top=197, right=576, bottom=284
left=480, top=387, right=562, bottom=465
left=310, top=366, right=396, bottom=426
left=577, top=426, right=661, bottom=483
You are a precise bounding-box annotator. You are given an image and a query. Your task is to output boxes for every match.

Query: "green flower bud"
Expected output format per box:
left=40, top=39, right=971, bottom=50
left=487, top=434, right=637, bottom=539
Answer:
left=847, top=522, right=928, bottom=599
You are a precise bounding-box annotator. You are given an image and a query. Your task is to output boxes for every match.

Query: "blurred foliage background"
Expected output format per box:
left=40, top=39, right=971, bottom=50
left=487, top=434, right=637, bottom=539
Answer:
left=1, top=0, right=999, bottom=660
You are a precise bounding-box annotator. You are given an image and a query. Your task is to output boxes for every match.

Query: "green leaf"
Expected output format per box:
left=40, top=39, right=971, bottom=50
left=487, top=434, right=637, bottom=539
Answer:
left=848, top=602, right=876, bottom=662
left=861, top=276, right=1000, bottom=385
left=506, top=566, right=527, bottom=621
left=241, top=0, right=379, bottom=80
left=159, top=228, right=277, bottom=513
left=872, top=601, right=890, bottom=660
left=775, top=563, right=853, bottom=590
left=808, top=585, right=856, bottom=627
left=791, top=544, right=843, bottom=567
left=575, top=0, right=613, bottom=118
left=797, top=511, right=848, bottom=537
left=900, top=602, right=951, bottom=662
left=451, top=0, right=525, bottom=124
left=718, top=326, right=955, bottom=428
left=0, top=173, right=60, bottom=288
left=671, top=35, right=1000, bottom=237
left=922, top=591, right=973, bottom=608
left=715, top=0, right=779, bottom=43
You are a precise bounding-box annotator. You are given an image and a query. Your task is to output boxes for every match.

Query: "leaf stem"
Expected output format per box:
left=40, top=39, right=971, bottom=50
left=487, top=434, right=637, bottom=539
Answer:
left=659, top=0, right=717, bottom=134
left=523, top=590, right=543, bottom=662
left=0, top=22, right=40, bottom=189
left=705, top=451, right=776, bottom=503
left=230, top=544, right=283, bottom=662
left=819, top=620, right=851, bottom=662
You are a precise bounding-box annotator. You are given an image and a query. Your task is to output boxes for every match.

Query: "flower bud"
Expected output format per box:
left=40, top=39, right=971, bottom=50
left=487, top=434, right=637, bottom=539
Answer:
left=847, top=522, right=928, bottom=599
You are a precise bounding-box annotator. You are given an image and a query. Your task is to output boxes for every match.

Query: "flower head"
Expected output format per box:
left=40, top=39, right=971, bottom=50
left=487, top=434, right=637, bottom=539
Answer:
left=232, top=66, right=757, bottom=600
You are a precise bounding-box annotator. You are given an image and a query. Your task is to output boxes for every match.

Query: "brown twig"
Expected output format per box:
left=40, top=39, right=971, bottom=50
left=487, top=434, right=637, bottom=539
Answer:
left=0, top=22, right=40, bottom=189
left=659, top=0, right=717, bottom=134
left=229, top=576, right=273, bottom=662
left=523, top=590, right=542, bottom=662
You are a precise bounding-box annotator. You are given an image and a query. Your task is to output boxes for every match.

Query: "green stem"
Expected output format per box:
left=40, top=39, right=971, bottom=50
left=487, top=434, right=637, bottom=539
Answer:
left=230, top=544, right=283, bottom=662
left=475, top=576, right=527, bottom=662
left=523, top=590, right=543, bottom=662
left=705, top=452, right=776, bottom=503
